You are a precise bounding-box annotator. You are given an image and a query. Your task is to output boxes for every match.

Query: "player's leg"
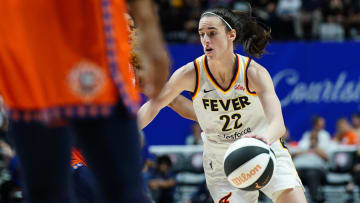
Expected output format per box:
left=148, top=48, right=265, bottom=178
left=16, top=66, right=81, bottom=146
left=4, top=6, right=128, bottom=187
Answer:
left=72, top=165, right=102, bottom=203
left=9, top=120, right=75, bottom=203
left=261, top=141, right=307, bottom=203
left=275, top=187, right=307, bottom=203
left=207, top=183, right=259, bottom=203
left=202, top=137, right=259, bottom=203
left=72, top=102, right=149, bottom=203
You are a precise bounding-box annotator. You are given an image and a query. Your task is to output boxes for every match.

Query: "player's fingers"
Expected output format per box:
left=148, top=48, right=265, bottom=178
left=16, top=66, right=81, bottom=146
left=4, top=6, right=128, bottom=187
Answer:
left=242, top=134, right=256, bottom=138
left=146, top=51, right=170, bottom=98
left=255, top=136, right=270, bottom=145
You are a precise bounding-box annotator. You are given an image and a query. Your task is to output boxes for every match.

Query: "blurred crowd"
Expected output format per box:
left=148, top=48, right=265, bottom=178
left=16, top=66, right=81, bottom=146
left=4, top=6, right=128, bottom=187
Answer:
left=1, top=99, right=360, bottom=202
left=284, top=113, right=360, bottom=203
left=2, top=90, right=360, bottom=202
left=154, top=0, right=360, bottom=42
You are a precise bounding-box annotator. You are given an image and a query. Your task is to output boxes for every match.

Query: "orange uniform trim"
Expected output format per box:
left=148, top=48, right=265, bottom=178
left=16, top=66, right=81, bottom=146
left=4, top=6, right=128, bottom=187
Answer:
left=203, top=55, right=240, bottom=94
left=102, top=0, right=140, bottom=113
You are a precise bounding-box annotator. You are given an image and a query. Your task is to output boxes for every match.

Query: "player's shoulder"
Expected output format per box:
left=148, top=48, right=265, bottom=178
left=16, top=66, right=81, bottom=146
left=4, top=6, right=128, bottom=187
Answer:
left=174, top=56, right=200, bottom=78
left=176, top=61, right=195, bottom=75
left=247, top=59, right=270, bottom=81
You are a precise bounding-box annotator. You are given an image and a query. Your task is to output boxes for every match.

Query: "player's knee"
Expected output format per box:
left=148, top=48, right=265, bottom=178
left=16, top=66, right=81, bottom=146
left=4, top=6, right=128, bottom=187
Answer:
left=276, top=187, right=307, bottom=203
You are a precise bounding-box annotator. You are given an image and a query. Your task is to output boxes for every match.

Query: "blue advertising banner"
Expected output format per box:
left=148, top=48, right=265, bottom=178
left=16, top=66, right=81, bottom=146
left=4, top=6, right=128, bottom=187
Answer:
left=144, top=42, right=360, bottom=145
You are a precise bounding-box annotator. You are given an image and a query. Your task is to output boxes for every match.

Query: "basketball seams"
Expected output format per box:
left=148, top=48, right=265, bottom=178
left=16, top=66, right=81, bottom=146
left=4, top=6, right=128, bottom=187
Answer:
left=223, top=138, right=277, bottom=190
left=224, top=146, right=269, bottom=176
left=242, top=157, right=275, bottom=191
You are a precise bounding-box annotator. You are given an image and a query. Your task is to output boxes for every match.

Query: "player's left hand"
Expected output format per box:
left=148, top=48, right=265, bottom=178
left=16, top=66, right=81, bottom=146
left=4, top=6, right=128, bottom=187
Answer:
left=242, top=134, right=271, bottom=145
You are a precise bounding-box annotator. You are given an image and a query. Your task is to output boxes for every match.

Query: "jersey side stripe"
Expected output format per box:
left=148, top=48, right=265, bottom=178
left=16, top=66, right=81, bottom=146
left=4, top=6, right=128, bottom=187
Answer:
left=192, top=58, right=201, bottom=100
left=244, top=57, right=257, bottom=96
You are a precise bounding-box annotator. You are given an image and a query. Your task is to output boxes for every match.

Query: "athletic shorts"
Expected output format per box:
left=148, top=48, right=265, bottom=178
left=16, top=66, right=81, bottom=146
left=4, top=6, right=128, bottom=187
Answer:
left=201, top=133, right=304, bottom=202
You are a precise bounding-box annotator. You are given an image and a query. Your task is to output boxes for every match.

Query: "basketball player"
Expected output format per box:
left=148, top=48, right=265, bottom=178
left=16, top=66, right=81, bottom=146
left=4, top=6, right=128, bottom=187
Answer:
left=138, top=7, right=307, bottom=203
left=69, top=13, right=195, bottom=203
left=0, top=0, right=169, bottom=203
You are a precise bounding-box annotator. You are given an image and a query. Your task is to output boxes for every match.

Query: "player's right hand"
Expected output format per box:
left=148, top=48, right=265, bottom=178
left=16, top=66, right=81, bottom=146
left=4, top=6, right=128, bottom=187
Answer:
left=131, top=49, right=169, bottom=98
left=128, top=0, right=170, bottom=99
left=142, top=50, right=169, bottom=98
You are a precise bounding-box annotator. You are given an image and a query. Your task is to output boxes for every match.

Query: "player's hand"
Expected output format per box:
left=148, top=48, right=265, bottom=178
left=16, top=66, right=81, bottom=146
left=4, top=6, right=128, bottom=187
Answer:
left=132, top=50, right=169, bottom=98
left=142, top=50, right=169, bottom=98
left=242, top=134, right=270, bottom=145
left=129, top=0, right=170, bottom=99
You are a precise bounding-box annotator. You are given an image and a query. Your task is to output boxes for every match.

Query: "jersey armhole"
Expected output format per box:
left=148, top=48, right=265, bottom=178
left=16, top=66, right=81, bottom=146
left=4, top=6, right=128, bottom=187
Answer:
left=191, top=59, right=200, bottom=100
left=244, top=58, right=257, bottom=96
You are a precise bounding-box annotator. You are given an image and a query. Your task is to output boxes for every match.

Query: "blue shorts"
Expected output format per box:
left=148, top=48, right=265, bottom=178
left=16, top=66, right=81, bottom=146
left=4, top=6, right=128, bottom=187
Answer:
left=72, top=165, right=101, bottom=203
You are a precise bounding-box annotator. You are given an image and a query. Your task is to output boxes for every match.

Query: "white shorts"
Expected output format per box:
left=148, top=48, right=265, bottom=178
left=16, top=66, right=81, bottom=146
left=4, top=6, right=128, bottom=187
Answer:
left=202, top=134, right=304, bottom=202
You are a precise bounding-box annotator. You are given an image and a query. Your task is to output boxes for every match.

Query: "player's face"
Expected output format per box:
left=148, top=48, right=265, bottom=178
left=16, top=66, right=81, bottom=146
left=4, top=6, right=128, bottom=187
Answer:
left=199, top=16, right=233, bottom=59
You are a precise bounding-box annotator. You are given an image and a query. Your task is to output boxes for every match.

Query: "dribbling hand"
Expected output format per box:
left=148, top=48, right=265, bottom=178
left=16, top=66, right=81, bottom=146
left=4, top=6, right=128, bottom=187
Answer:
left=242, top=134, right=271, bottom=145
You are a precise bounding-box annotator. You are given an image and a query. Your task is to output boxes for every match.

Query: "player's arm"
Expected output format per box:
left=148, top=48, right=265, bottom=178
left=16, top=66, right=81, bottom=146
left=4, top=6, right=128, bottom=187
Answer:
left=137, top=63, right=196, bottom=129
left=127, top=0, right=169, bottom=98
left=247, top=61, right=286, bottom=145
left=132, top=52, right=197, bottom=122
left=168, top=95, right=197, bottom=122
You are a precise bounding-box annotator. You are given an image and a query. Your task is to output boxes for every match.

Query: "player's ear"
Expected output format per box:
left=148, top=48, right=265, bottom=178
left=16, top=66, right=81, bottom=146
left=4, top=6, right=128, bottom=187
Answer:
left=229, top=29, right=236, bottom=41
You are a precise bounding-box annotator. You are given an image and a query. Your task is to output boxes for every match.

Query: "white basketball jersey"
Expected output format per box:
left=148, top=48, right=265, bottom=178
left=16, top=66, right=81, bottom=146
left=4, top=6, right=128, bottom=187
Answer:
left=192, top=54, right=268, bottom=145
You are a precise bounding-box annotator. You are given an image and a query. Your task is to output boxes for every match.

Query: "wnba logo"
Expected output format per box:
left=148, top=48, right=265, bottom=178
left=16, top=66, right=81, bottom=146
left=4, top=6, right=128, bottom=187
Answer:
left=219, top=192, right=232, bottom=203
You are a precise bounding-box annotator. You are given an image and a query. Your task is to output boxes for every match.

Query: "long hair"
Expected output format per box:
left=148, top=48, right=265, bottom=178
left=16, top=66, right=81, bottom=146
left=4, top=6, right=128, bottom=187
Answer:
left=201, top=5, right=271, bottom=58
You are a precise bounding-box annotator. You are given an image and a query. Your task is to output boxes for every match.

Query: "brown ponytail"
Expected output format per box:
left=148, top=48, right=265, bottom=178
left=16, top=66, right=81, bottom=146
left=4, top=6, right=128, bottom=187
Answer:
left=235, top=11, right=271, bottom=58
left=201, top=6, right=271, bottom=58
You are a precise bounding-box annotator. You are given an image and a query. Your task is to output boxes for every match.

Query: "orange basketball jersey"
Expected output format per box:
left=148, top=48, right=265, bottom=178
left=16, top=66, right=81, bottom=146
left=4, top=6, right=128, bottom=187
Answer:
left=0, top=0, right=139, bottom=121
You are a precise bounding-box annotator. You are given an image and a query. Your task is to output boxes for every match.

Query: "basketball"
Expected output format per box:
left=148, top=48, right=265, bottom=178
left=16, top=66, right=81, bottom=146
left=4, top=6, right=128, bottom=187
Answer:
left=223, top=138, right=276, bottom=191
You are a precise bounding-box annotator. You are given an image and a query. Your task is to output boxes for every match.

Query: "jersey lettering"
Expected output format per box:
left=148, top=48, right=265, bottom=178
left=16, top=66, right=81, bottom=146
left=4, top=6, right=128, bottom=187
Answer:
left=202, top=96, right=251, bottom=111
left=210, top=99, right=219, bottom=111
left=219, top=99, right=230, bottom=111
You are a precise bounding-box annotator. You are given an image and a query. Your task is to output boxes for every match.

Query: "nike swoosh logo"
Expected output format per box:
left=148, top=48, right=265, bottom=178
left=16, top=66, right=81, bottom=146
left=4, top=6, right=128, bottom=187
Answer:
left=203, top=89, right=215, bottom=93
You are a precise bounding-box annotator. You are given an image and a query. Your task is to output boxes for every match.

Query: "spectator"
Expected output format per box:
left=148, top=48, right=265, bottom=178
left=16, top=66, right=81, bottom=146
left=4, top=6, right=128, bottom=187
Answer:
left=319, top=0, right=346, bottom=41
left=183, top=0, right=205, bottom=43
left=334, top=117, right=358, bottom=145
left=252, top=0, right=281, bottom=39
left=291, top=116, right=330, bottom=203
left=294, top=0, right=324, bottom=39
left=348, top=145, right=360, bottom=202
left=207, top=0, right=233, bottom=8
left=152, top=0, right=360, bottom=41
left=139, top=131, right=155, bottom=201
left=149, top=155, right=176, bottom=203
left=188, top=181, right=212, bottom=203
left=345, top=0, right=360, bottom=40
left=351, top=113, right=360, bottom=138
left=0, top=143, right=20, bottom=203
left=186, top=123, right=203, bottom=145
left=155, top=0, right=197, bottom=42
left=276, top=0, right=302, bottom=40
